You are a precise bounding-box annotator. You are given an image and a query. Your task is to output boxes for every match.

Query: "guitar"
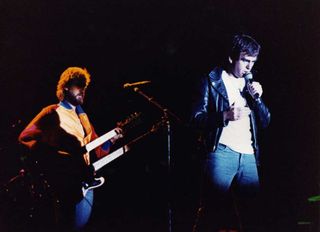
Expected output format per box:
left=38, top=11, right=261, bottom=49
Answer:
left=84, top=112, right=141, bottom=154
left=81, top=112, right=141, bottom=196
left=82, top=145, right=130, bottom=196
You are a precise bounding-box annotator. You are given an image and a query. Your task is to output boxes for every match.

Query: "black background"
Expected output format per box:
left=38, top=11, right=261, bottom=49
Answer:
left=0, top=0, right=319, bottom=231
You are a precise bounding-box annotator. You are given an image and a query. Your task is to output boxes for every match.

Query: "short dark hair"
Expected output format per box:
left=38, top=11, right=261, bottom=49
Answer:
left=229, top=34, right=261, bottom=61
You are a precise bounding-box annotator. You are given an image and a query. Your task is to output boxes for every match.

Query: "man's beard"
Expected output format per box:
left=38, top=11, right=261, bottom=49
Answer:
left=65, top=91, right=84, bottom=106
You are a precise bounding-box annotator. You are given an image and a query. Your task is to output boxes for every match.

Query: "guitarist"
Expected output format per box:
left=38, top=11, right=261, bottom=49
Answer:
left=18, top=67, right=123, bottom=231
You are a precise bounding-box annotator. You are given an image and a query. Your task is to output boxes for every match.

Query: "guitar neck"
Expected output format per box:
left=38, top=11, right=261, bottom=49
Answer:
left=85, top=129, right=118, bottom=153
left=92, top=145, right=130, bottom=171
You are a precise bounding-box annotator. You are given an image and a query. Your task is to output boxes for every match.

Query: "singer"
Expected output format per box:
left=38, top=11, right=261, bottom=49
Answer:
left=191, top=34, right=270, bottom=231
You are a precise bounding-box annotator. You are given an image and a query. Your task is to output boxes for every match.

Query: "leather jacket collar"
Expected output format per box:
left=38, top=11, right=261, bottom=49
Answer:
left=209, top=67, right=229, bottom=102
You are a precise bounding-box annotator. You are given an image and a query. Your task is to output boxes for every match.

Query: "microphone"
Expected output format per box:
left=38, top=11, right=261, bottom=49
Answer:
left=243, top=72, right=260, bottom=99
left=123, top=80, right=151, bottom=88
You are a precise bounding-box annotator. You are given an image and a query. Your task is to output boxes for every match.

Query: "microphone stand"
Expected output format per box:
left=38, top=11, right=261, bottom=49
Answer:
left=132, top=87, right=182, bottom=232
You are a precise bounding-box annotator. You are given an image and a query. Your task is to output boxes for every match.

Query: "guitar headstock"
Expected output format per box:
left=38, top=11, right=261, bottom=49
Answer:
left=116, top=112, right=142, bottom=133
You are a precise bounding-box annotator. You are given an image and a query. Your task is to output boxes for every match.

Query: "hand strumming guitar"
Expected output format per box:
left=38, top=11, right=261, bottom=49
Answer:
left=110, top=127, right=123, bottom=144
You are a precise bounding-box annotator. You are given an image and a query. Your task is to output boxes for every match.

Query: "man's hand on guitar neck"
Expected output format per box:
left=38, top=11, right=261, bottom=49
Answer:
left=110, top=127, right=123, bottom=144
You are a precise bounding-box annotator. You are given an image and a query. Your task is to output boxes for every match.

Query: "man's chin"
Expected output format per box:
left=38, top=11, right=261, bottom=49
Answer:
left=77, top=100, right=84, bottom=105
left=76, top=97, right=84, bottom=105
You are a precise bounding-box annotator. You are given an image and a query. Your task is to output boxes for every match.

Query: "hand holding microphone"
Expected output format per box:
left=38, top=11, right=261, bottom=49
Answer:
left=243, top=73, right=263, bottom=99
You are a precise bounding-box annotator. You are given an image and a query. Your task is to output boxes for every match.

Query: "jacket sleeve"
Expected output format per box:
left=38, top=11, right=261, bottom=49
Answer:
left=252, top=99, right=271, bottom=128
left=89, top=124, right=111, bottom=159
left=191, top=76, right=225, bottom=131
left=19, top=106, right=56, bottom=150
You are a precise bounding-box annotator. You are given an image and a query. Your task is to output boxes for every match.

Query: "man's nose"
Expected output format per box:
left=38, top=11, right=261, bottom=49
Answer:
left=246, top=62, right=254, bottom=70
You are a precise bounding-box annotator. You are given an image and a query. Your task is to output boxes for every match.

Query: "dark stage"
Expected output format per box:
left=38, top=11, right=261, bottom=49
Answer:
left=0, top=0, right=320, bottom=231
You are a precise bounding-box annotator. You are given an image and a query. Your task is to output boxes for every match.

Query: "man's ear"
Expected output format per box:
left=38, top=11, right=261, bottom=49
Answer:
left=228, top=57, right=233, bottom=64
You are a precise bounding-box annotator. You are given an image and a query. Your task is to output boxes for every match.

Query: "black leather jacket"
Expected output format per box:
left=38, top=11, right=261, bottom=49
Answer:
left=191, top=67, right=271, bottom=165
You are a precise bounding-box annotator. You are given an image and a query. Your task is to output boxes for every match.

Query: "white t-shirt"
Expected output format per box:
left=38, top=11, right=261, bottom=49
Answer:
left=218, top=70, right=254, bottom=154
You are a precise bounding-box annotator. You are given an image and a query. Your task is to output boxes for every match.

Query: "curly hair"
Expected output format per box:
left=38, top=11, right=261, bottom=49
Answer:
left=56, top=67, right=91, bottom=101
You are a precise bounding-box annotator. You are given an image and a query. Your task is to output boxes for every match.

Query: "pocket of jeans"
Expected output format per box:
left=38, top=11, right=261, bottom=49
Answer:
left=216, top=143, right=228, bottom=151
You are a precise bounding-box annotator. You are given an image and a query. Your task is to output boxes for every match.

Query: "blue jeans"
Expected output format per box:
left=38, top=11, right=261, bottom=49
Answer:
left=74, top=189, right=94, bottom=230
left=206, top=143, right=259, bottom=195
left=195, top=144, right=260, bottom=230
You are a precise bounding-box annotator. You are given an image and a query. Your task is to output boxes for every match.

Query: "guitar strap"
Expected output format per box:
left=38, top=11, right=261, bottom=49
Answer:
left=76, top=105, right=93, bottom=165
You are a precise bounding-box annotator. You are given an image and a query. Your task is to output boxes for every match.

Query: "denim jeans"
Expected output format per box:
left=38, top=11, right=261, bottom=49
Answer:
left=206, top=143, right=259, bottom=195
left=74, top=189, right=94, bottom=230
left=194, top=144, right=260, bottom=230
